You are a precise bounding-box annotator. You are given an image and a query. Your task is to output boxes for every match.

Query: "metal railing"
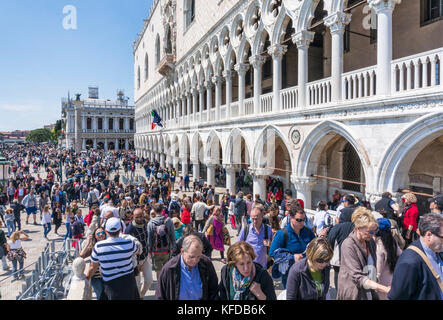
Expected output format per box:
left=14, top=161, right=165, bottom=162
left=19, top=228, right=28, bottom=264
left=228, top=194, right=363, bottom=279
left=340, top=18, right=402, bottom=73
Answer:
left=0, top=239, right=83, bottom=300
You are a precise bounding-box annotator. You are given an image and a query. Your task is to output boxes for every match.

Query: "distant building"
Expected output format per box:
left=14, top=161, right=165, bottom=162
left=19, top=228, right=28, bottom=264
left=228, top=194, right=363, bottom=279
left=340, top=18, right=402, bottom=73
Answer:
left=61, top=87, right=135, bottom=152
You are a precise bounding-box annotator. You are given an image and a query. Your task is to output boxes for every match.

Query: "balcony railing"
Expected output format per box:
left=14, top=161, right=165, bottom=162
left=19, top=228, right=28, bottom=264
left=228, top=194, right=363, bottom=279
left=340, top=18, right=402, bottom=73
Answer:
left=82, top=129, right=135, bottom=133
left=308, top=77, right=332, bottom=107
left=159, top=47, right=442, bottom=130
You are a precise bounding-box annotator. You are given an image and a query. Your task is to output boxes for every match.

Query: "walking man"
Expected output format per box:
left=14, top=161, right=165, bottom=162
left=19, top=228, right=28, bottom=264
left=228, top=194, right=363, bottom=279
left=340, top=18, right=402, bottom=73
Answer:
left=86, top=217, right=141, bottom=300
left=22, top=189, right=38, bottom=225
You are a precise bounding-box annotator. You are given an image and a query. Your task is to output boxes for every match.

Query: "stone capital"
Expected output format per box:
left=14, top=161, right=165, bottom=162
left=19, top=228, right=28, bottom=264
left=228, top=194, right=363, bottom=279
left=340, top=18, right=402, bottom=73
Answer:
left=191, top=88, right=199, bottom=96
left=223, top=163, right=238, bottom=171
left=291, top=175, right=317, bottom=192
left=249, top=55, right=266, bottom=69
left=292, top=30, right=315, bottom=49
left=368, top=0, right=401, bottom=13
left=234, top=63, right=250, bottom=76
left=267, top=44, right=287, bottom=60
left=198, top=85, right=206, bottom=93
left=222, top=70, right=234, bottom=79
left=204, top=80, right=214, bottom=89
left=324, top=12, right=352, bottom=34
left=211, top=75, right=224, bottom=85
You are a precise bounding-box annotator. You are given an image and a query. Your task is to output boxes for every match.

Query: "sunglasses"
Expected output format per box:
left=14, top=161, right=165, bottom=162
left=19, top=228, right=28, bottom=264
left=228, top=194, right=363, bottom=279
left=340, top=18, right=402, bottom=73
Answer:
left=315, top=259, right=330, bottom=264
left=96, top=232, right=105, bottom=236
left=295, top=218, right=305, bottom=223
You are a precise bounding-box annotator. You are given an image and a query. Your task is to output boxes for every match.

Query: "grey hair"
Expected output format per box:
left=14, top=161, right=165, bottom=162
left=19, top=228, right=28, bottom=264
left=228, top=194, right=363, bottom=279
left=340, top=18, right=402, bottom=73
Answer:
left=418, top=214, right=443, bottom=236
left=182, top=235, right=203, bottom=252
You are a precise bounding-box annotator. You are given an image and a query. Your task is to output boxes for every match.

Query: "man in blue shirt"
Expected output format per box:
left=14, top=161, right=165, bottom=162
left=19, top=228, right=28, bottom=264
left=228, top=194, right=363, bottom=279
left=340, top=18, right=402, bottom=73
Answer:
left=269, top=207, right=315, bottom=288
left=155, top=235, right=219, bottom=300
left=239, top=206, right=273, bottom=269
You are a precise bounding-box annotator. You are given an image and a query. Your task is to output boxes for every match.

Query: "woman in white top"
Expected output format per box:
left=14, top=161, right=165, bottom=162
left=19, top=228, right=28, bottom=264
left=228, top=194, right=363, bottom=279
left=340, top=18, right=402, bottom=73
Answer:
left=41, top=205, right=52, bottom=239
left=6, top=230, right=29, bottom=280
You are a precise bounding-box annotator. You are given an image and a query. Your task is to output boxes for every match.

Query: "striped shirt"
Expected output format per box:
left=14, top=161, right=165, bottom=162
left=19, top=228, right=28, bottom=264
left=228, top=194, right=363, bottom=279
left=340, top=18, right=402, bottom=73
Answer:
left=91, top=237, right=138, bottom=282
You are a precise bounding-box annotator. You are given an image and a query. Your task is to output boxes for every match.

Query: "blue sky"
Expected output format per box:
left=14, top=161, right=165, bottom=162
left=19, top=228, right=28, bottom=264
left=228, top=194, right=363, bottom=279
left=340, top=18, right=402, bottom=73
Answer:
left=0, top=0, right=153, bottom=131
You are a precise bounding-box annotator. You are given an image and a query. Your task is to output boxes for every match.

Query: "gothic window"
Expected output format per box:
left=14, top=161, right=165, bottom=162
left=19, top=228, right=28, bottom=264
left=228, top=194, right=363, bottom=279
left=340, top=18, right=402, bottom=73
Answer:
left=87, top=118, right=92, bottom=130
left=119, top=118, right=124, bottom=130
left=184, top=0, right=195, bottom=30
left=98, top=118, right=103, bottom=130
left=421, top=0, right=443, bottom=24
left=108, top=118, right=114, bottom=130
left=144, top=54, right=149, bottom=80
left=155, top=35, right=161, bottom=65
left=165, top=25, right=172, bottom=54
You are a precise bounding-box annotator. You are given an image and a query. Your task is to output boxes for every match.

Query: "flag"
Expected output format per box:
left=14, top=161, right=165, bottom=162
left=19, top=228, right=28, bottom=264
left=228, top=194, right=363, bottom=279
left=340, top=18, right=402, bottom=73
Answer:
left=151, top=109, right=163, bottom=130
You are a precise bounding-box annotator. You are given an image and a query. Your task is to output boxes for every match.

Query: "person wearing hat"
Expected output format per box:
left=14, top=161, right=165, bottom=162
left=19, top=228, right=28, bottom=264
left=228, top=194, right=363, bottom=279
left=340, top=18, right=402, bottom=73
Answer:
left=173, top=217, right=184, bottom=240
left=374, top=218, right=402, bottom=300
left=429, top=195, right=443, bottom=215
left=86, top=217, right=140, bottom=300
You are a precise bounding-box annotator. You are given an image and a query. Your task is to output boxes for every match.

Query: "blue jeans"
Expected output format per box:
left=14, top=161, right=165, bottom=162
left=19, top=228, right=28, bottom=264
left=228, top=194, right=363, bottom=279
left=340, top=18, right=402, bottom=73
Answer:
left=91, top=277, right=105, bottom=300
left=43, top=223, right=51, bottom=237
left=6, top=220, right=15, bottom=237
left=64, top=222, right=72, bottom=240
left=12, top=258, right=24, bottom=279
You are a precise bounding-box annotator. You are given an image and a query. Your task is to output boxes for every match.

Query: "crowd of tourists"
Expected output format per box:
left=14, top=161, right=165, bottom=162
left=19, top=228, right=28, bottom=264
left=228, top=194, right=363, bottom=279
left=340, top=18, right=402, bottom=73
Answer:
left=0, top=144, right=441, bottom=300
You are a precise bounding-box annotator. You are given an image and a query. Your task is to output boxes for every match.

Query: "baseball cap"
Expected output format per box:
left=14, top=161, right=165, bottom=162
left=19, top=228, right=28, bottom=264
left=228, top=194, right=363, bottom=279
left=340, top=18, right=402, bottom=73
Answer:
left=105, top=217, right=122, bottom=233
left=430, top=196, right=443, bottom=209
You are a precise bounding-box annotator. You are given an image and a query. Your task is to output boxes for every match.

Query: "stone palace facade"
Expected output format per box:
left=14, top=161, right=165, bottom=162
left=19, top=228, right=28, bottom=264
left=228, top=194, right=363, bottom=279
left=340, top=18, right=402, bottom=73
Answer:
left=62, top=87, right=135, bottom=152
left=133, top=0, right=443, bottom=210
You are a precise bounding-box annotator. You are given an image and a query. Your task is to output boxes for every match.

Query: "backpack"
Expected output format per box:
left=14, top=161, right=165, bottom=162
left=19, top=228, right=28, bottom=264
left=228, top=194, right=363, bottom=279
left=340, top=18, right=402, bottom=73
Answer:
left=242, top=223, right=270, bottom=243
left=153, top=219, right=171, bottom=253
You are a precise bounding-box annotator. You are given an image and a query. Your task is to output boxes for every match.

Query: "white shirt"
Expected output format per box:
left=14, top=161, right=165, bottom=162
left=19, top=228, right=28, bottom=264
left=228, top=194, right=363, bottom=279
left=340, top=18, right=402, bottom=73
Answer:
left=100, top=205, right=119, bottom=219
left=41, top=211, right=52, bottom=225
left=314, top=210, right=330, bottom=233
left=8, top=240, right=22, bottom=250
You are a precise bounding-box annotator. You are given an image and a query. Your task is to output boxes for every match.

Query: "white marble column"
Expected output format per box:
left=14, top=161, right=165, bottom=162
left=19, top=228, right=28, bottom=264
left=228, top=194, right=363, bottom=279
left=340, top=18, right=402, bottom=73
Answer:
left=253, top=174, right=267, bottom=202
left=291, top=176, right=317, bottom=210
left=186, top=92, right=192, bottom=124
left=192, top=89, right=198, bottom=123
left=173, top=157, right=180, bottom=173
left=369, top=0, right=401, bottom=95
left=115, top=138, right=119, bottom=151
left=268, top=44, right=287, bottom=113
left=234, top=63, right=250, bottom=117
left=225, top=165, right=236, bottom=195
left=249, top=55, right=266, bottom=115
left=206, top=81, right=213, bottom=118
left=223, top=70, right=233, bottom=120
left=93, top=138, right=97, bottom=149
left=192, top=161, right=200, bottom=181
left=206, top=164, right=215, bottom=187
left=160, top=154, right=166, bottom=168
left=104, top=138, right=108, bottom=151
left=82, top=139, right=86, bottom=150
left=325, top=12, right=351, bottom=103
left=293, top=30, right=315, bottom=108
left=212, top=75, right=223, bottom=121
left=125, top=139, right=129, bottom=151
left=199, top=86, right=205, bottom=121
left=181, top=158, right=189, bottom=176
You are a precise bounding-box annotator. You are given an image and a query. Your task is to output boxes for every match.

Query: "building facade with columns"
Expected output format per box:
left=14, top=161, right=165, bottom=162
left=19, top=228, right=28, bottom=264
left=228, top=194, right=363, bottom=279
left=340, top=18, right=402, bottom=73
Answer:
left=134, top=0, right=443, bottom=211
left=62, top=87, right=136, bottom=152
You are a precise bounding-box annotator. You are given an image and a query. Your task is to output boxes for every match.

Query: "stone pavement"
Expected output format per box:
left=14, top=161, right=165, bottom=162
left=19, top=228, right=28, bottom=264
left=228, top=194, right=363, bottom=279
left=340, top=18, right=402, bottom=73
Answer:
left=0, top=161, right=335, bottom=300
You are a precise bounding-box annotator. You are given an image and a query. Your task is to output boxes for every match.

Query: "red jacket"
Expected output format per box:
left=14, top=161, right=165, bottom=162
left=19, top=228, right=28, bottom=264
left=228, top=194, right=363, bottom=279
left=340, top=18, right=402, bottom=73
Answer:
left=275, top=190, right=283, bottom=201
left=14, top=188, right=27, bottom=199
left=402, top=203, right=419, bottom=231
left=84, top=209, right=94, bottom=227
left=181, top=207, right=191, bottom=225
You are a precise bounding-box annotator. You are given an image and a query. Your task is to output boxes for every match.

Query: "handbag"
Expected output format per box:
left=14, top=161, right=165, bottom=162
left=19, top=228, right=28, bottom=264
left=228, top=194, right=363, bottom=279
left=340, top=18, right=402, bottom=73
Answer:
left=206, top=223, right=214, bottom=236
left=222, top=226, right=231, bottom=246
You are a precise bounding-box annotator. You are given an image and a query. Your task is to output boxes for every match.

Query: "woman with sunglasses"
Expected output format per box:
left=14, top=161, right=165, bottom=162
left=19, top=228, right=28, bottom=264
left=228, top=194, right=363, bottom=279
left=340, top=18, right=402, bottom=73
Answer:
left=337, top=207, right=391, bottom=300
left=286, top=237, right=333, bottom=300
left=80, top=227, right=107, bottom=299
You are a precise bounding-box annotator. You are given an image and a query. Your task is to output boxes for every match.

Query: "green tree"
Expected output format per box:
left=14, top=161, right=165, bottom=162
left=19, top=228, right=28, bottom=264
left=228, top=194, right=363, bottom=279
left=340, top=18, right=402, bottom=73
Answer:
left=26, top=128, right=52, bottom=143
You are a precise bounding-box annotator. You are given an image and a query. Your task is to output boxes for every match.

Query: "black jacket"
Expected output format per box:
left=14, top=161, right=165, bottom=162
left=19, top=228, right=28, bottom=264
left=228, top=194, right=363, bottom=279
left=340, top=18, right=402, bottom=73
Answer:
left=286, top=257, right=330, bottom=300
left=173, top=232, right=213, bottom=258
left=219, top=262, right=277, bottom=300
left=327, top=211, right=355, bottom=262
left=388, top=239, right=443, bottom=300
left=155, top=254, right=219, bottom=300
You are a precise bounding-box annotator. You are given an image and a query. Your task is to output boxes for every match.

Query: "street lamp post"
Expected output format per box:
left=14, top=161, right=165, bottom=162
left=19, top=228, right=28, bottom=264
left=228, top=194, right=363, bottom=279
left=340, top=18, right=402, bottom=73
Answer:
left=0, top=153, right=11, bottom=193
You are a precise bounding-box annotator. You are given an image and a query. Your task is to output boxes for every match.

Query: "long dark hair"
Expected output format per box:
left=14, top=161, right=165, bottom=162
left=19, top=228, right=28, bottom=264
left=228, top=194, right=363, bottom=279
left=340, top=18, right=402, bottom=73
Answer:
left=377, top=228, right=398, bottom=273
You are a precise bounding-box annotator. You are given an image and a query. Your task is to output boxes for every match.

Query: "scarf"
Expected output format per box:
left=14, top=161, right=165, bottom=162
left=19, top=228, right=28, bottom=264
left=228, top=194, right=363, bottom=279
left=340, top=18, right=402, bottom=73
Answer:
left=132, top=220, right=145, bottom=229
left=231, top=263, right=256, bottom=300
